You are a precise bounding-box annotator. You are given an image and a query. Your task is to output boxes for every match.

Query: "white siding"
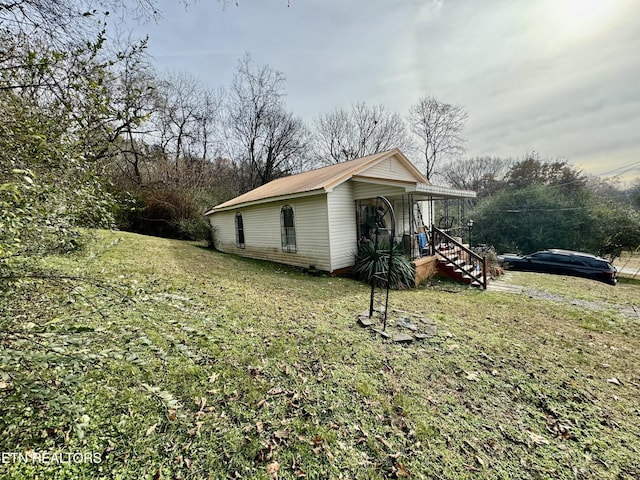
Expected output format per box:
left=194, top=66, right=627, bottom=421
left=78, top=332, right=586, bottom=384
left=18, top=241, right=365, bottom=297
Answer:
left=326, top=182, right=358, bottom=271
left=418, top=200, right=434, bottom=227
left=352, top=181, right=407, bottom=200
left=360, top=155, right=418, bottom=182
left=293, top=195, right=331, bottom=270
left=209, top=194, right=331, bottom=271
left=209, top=211, right=240, bottom=247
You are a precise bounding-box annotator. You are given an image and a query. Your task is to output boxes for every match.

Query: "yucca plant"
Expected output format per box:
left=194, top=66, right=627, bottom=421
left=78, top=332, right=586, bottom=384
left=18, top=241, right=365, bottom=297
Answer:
left=353, top=240, right=416, bottom=289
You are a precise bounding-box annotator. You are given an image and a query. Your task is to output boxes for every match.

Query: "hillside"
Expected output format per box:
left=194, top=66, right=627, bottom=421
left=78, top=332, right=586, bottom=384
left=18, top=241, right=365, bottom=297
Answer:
left=1, top=230, right=639, bottom=479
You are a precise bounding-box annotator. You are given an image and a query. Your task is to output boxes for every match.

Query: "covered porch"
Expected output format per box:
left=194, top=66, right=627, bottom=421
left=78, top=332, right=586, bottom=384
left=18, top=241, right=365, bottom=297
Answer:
left=353, top=179, right=486, bottom=287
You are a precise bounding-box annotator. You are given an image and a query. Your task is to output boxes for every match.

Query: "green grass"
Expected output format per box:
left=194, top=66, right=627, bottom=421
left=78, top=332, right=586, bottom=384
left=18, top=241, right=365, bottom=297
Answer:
left=1, top=230, right=639, bottom=479
left=614, top=251, right=640, bottom=279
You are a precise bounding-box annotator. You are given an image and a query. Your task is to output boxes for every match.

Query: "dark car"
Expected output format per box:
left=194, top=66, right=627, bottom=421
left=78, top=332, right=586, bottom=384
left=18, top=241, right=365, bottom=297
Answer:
left=498, top=249, right=617, bottom=285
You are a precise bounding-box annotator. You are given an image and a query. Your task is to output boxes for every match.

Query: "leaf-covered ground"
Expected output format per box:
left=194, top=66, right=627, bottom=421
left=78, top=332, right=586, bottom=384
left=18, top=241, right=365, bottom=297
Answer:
left=1, top=230, right=639, bottom=479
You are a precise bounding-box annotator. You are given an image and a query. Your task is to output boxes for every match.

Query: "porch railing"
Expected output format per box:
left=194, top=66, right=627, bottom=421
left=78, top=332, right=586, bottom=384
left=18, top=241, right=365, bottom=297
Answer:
left=431, top=226, right=487, bottom=289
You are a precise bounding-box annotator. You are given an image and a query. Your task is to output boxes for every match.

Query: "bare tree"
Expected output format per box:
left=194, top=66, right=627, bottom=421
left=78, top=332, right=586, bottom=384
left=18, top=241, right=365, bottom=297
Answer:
left=440, top=156, right=512, bottom=199
left=225, top=53, right=310, bottom=192
left=408, top=96, right=468, bottom=181
left=154, top=71, right=222, bottom=168
left=108, top=42, right=158, bottom=186
left=313, top=102, right=413, bottom=165
left=0, top=0, right=161, bottom=54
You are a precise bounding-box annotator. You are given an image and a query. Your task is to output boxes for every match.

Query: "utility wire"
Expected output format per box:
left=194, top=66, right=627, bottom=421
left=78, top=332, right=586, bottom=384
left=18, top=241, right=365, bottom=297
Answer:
left=501, top=207, right=584, bottom=213
left=594, top=160, right=640, bottom=178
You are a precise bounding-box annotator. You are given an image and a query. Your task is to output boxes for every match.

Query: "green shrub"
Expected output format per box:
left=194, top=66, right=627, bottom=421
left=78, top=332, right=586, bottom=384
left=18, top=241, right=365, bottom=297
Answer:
left=178, top=217, right=212, bottom=243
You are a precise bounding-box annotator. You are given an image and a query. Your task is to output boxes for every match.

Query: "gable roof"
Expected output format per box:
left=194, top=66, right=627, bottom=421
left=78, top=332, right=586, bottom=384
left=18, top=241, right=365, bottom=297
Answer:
left=205, top=149, right=428, bottom=214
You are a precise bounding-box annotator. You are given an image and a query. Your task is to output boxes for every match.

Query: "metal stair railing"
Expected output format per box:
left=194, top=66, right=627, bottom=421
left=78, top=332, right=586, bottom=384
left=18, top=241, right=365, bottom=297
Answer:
left=431, top=225, right=487, bottom=289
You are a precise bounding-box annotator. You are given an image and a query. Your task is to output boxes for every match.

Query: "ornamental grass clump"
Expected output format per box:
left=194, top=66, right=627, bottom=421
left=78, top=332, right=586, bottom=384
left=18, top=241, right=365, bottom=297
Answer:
left=353, top=240, right=415, bottom=289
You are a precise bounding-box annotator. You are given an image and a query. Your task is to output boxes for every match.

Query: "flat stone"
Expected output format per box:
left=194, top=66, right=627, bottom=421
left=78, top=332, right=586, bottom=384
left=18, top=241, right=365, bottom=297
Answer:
left=393, top=333, right=414, bottom=343
left=397, top=317, right=418, bottom=331
left=372, top=328, right=391, bottom=339
left=357, top=316, right=374, bottom=327
left=414, top=333, right=430, bottom=340
left=422, top=324, right=438, bottom=336
left=419, top=317, right=436, bottom=325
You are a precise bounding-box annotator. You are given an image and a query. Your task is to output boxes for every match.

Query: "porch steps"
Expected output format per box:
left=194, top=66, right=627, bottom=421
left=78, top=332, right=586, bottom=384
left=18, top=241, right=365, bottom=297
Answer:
left=436, top=257, right=483, bottom=287
left=432, top=234, right=488, bottom=289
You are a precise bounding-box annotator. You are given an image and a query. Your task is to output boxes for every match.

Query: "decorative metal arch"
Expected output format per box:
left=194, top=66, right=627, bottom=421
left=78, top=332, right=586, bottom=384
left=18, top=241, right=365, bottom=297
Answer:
left=368, top=196, right=396, bottom=331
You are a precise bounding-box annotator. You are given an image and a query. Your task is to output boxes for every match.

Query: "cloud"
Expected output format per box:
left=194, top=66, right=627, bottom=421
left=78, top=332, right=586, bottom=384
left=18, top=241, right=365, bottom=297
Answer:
left=120, top=0, right=640, bottom=179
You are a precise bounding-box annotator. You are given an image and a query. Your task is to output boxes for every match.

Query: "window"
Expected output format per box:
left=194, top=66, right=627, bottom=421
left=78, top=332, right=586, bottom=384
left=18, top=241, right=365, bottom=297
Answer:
left=235, top=213, right=245, bottom=248
left=549, top=254, right=576, bottom=265
left=280, top=205, right=297, bottom=253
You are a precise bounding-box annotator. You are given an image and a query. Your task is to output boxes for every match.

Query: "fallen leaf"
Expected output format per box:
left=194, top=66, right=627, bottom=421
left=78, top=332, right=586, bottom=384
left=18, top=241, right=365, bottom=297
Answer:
left=256, top=420, right=264, bottom=433
left=324, top=445, right=334, bottom=461
left=479, top=352, right=494, bottom=362
left=196, top=397, right=207, bottom=411
left=396, top=462, right=411, bottom=477
left=273, top=430, right=289, bottom=440
left=376, top=434, right=393, bottom=450
left=146, top=423, right=157, bottom=436
left=526, top=430, right=549, bottom=446
left=188, top=421, right=203, bottom=436
left=465, top=371, right=480, bottom=382
left=267, top=461, right=280, bottom=479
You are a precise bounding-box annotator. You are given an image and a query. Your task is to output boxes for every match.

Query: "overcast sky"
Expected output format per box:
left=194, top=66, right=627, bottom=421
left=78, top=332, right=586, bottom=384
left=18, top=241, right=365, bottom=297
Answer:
left=123, top=0, right=640, bottom=183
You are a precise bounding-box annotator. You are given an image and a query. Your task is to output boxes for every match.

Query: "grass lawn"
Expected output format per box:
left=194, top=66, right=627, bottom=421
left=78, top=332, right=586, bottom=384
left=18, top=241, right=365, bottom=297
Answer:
left=614, top=251, right=640, bottom=278
left=1, top=230, right=639, bottom=479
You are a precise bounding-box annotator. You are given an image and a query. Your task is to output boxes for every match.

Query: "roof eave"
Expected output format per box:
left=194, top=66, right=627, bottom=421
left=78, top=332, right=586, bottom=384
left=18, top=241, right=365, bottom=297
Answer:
left=205, top=187, right=327, bottom=215
left=413, top=183, right=477, bottom=199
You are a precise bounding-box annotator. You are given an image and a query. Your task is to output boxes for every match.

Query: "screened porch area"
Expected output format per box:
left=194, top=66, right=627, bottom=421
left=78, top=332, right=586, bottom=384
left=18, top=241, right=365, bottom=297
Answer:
left=353, top=185, right=486, bottom=287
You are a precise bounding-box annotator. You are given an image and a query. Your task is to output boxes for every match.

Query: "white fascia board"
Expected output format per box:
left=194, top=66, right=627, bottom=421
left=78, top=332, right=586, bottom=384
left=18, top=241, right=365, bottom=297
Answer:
left=413, top=183, right=477, bottom=199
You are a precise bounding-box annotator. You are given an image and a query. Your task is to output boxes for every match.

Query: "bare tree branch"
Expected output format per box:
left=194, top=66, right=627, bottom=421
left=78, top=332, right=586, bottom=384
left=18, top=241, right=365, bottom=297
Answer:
left=313, top=102, right=413, bottom=165
left=224, top=53, right=310, bottom=192
left=440, top=156, right=512, bottom=200
left=408, top=96, right=468, bottom=181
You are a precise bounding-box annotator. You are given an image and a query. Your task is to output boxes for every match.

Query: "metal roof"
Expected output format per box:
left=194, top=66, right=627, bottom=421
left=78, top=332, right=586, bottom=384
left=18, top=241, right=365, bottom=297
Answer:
left=205, top=149, right=428, bottom=214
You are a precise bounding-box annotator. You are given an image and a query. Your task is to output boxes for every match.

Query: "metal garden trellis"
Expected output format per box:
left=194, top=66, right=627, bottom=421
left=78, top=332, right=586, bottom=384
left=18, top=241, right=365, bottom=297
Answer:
left=368, top=196, right=395, bottom=331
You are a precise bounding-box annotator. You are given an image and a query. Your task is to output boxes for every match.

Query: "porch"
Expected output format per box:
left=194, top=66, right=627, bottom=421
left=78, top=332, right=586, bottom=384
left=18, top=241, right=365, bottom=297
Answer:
left=354, top=186, right=487, bottom=289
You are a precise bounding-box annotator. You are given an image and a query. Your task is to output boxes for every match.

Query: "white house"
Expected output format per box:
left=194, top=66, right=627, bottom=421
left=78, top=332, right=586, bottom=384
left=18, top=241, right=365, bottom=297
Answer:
left=205, top=149, right=476, bottom=279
